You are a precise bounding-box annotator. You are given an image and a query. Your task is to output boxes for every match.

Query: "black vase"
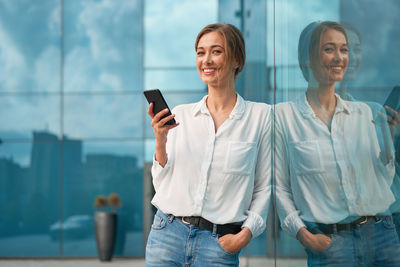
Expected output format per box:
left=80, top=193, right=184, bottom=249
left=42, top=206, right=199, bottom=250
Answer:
left=95, top=212, right=117, bottom=261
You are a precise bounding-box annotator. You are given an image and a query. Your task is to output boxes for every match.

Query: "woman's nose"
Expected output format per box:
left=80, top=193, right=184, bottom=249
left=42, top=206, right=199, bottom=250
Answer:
left=334, top=50, right=342, bottom=62
left=205, top=53, right=212, bottom=64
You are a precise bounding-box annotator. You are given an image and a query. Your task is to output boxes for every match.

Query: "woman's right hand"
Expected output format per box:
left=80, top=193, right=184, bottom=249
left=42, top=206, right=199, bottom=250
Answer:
left=296, top=227, right=331, bottom=253
left=147, top=103, right=179, bottom=166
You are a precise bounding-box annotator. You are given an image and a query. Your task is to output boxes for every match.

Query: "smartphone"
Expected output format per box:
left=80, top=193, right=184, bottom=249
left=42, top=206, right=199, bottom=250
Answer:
left=384, top=85, right=400, bottom=116
left=143, top=89, right=176, bottom=125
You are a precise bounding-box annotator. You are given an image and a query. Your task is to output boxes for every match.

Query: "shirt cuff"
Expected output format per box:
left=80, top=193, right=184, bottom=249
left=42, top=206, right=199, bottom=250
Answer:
left=241, top=211, right=266, bottom=238
left=151, top=154, right=170, bottom=182
left=281, top=211, right=306, bottom=238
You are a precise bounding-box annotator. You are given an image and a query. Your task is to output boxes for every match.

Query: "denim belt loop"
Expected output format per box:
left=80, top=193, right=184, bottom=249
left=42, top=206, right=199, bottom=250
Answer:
left=386, top=215, right=393, bottom=224
left=168, top=214, right=174, bottom=223
left=212, top=224, right=217, bottom=237
left=332, top=224, right=338, bottom=234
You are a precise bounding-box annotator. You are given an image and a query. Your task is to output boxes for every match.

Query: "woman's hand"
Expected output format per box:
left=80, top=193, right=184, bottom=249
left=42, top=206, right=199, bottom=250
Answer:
left=296, top=227, right=331, bottom=253
left=218, top=227, right=252, bottom=254
left=147, top=103, right=179, bottom=166
left=385, top=105, right=400, bottom=140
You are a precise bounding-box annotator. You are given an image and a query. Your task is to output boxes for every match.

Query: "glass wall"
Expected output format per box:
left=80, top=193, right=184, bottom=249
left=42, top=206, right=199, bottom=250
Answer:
left=0, top=0, right=145, bottom=257
left=273, top=0, right=400, bottom=266
left=0, top=0, right=399, bottom=264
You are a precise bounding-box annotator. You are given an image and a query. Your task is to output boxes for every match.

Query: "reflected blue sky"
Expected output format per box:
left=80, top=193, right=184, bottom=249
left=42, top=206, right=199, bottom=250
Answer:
left=0, top=0, right=398, bottom=164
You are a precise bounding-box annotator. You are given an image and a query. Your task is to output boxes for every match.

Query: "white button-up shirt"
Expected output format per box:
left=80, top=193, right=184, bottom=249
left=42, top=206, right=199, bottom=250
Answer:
left=275, top=93, right=395, bottom=237
left=151, top=94, right=271, bottom=238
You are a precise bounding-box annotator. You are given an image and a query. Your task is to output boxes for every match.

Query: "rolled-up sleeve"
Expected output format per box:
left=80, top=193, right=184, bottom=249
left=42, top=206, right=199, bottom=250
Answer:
left=151, top=154, right=171, bottom=190
left=275, top=106, right=305, bottom=238
left=242, top=107, right=272, bottom=238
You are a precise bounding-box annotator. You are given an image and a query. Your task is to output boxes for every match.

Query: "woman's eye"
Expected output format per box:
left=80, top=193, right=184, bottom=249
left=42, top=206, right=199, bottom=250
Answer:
left=196, top=51, right=204, bottom=56
left=341, top=48, right=349, bottom=53
left=324, top=47, right=333, bottom=53
left=213, top=50, right=222, bottom=54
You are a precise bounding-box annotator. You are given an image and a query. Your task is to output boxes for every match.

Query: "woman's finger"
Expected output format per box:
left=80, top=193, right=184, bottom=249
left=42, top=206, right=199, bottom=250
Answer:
left=147, top=102, right=155, bottom=118
left=158, top=114, right=176, bottom=126
left=385, top=105, right=396, bottom=116
left=385, top=105, right=400, bottom=124
left=165, top=122, right=180, bottom=130
left=153, top=108, right=170, bottom=122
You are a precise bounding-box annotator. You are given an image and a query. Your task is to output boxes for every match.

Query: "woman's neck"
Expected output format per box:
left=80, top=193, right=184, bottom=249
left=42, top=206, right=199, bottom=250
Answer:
left=207, top=83, right=237, bottom=113
left=306, top=83, right=336, bottom=110
left=306, top=83, right=337, bottom=131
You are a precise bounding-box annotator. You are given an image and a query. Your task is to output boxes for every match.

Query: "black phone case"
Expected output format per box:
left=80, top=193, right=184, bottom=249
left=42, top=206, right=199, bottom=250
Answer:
left=384, top=86, right=400, bottom=116
left=143, top=89, right=176, bottom=125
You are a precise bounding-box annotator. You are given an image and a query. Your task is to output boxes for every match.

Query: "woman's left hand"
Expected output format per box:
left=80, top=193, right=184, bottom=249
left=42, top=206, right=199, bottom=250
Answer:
left=218, top=227, right=252, bottom=254
left=385, top=105, right=400, bottom=140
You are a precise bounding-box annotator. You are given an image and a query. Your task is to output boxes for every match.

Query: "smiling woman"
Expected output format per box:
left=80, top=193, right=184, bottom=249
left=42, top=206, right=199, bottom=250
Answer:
left=275, top=21, right=400, bottom=266
left=145, top=23, right=271, bottom=267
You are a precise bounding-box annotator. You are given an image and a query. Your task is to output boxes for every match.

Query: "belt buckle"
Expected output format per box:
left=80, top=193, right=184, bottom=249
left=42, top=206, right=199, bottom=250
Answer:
left=358, top=216, right=368, bottom=225
left=181, top=217, right=190, bottom=225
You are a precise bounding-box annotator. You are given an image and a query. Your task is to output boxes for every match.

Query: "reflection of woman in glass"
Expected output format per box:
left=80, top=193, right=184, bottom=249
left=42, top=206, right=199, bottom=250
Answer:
left=145, top=23, right=271, bottom=266
left=275, top=21, right=400, bottom=266
left=337, top=22, right=400, bottom=238
left=336, top=22, right=362, bottom=100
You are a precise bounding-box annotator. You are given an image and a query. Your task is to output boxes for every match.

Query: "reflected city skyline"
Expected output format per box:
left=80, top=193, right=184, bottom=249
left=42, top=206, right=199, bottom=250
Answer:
left=0, top=130, right=143, bottom=256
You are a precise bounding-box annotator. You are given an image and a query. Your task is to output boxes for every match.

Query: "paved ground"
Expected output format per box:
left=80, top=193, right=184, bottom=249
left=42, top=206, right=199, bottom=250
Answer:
left=0, top=258, right=307, bottom=267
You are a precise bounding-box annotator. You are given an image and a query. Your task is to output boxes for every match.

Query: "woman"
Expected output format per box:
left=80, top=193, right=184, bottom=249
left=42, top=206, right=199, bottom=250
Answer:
left=275, top=21, right=400, bottom=266
left=145, top=23, right=271, bottom=266
left=337, top=22, right=400, bottom=241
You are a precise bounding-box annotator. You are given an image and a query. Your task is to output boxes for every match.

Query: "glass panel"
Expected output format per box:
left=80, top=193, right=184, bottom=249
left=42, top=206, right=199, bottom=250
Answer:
left=144, top=0, right=217, bottom=68
left=273, top=0, right=400, bottom=266
left=0, top=0, right=60, bottom=93
left=0, top=95, right=60, bottom=140
left=145, top=68, right=204, bottom=92
left=62, top=141, right=144, bottom=256
left=273, top=0, right=340, bottom=260
left=64, top=94, right=143, bottom=139
left=0, top=140, right=60, bottom=257
left=63, top=0, right=143, bottom=92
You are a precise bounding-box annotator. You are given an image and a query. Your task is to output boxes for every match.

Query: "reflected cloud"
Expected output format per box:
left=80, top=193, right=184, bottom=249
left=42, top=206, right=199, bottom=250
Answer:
left=0, top=21, right=29, bottom=91
left=145, top=0, right=217, bottom=67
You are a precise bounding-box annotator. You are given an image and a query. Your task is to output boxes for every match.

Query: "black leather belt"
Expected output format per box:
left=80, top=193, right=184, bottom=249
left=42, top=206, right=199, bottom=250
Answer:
left=309, top=216, right=383, bottom=235
left=175, top=216, right=242, bottom=237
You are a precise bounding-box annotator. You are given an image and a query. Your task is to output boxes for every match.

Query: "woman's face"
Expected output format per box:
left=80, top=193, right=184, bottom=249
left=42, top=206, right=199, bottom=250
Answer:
left=196, top=31, right=236, bottom=87
left=311, top=28, right=349, bottom=85
left=344, top=29, right=362, bottom=81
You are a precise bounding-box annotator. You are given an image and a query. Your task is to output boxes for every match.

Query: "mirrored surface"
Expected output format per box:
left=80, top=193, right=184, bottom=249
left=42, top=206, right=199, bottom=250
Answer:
left=62, top=140, right=144, bottom=256
left=0, top=140, right=60, bottom=256
left=0, top=0, right=61, bottom=93
left=0, top=95, right=60, bottom=140
left=63, top=0, right=143, bottom=93
left=64, top=94, right=143, bottom=139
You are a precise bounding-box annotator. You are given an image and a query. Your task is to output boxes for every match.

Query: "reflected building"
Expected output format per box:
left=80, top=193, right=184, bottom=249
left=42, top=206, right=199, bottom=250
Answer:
left=0, top=157, right=27, bottom=236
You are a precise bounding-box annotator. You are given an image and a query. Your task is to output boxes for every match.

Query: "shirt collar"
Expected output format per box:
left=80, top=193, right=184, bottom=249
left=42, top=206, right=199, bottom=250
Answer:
left=192, top=93, right=246, bottom=120
left=297, top=92, right=352, bottom=119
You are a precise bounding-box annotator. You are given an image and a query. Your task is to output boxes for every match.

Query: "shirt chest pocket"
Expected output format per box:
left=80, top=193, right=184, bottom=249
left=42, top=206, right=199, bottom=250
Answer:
left=223, top=141, right=257, bottom=175
left=289, top=140, right=324, bottom=175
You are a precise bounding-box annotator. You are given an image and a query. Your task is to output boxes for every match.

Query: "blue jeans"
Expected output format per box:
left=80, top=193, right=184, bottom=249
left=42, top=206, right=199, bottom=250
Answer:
left=393, top=213, right=400, bottom=240
left=306, top=216, right=400, bottom=266
left=145, top=209, right=240, bottom=267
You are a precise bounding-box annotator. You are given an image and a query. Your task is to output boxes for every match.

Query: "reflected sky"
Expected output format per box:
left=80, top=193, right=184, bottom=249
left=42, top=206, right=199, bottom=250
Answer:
left=0, top=0, right=399, bottom=164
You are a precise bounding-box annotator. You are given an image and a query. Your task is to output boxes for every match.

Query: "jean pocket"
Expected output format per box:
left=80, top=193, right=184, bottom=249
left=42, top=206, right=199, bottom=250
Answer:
left=383, top=217, right=396, bottom=230
left=214, top=236, right=237, bottom=256
left=321, top=235, right=335, bottom=252
left=151, top=213, right=167, bottom=230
